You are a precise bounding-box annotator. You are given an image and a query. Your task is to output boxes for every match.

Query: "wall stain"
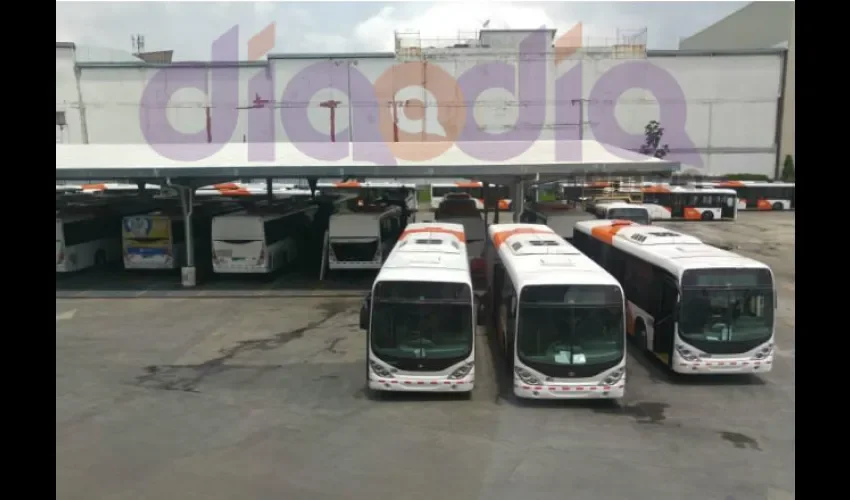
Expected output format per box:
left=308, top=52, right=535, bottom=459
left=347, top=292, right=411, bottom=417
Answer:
left=136, top=302, right=352, bottom=393
left=719, top=431, right=762, bottom=451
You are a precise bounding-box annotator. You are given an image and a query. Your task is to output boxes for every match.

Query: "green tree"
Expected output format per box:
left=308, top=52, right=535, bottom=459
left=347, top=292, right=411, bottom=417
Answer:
left=780, top=155, right=795, bottom=182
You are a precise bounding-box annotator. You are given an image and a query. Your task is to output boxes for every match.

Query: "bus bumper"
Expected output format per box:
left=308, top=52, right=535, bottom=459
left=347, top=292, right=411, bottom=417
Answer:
left=513, top=381, right=625, bottom=399
left=368, top=377, right=474, bottom=393
left=672, top=355, right=773, bottom=374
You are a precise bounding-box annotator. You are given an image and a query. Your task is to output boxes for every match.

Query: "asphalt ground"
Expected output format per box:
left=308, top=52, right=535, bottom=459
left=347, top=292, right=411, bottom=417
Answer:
left=56, top=211, right=795, bottom=500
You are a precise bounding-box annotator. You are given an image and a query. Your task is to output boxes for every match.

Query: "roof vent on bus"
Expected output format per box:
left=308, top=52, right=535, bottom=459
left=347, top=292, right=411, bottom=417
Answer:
left=407, top=255, right=443, bottom=265
left=539, top=256, right=576, bottom=267
left=509, top=238, right=578, bottom=256
left=627, top=230, right=701, bottom=245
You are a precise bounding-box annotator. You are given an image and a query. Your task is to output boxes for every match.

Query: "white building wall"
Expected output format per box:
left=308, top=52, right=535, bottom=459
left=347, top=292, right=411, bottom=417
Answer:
left=62, top=44, right=784, bottom=178
left=56, top=44, right=85, bottom=144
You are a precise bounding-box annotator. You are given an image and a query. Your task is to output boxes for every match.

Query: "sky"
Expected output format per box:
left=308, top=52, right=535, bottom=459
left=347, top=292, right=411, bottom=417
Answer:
left=56, top=1, right=748, bottom=62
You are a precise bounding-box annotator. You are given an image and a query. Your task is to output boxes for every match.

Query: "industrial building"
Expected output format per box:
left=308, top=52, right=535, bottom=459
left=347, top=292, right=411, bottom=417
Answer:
left=679, top=1, right=795, bottom=176
left=56, top=27, right=787, bottom=178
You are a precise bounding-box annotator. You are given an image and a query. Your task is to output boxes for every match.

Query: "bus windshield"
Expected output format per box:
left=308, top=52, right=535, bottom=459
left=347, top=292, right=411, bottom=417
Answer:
left=607, top=208, right=650, bottom=224
left=679, top=269, right=775, bottom=348
left=517, top=285, right=624, bottom=371
left=370, top=281, right=473, bottom=369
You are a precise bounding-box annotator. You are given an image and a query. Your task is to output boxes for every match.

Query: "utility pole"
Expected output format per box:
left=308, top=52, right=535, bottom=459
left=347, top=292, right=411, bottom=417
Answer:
left=570, top=98, right=593, bottom=140
left=319, top=100, right=341, bottom=142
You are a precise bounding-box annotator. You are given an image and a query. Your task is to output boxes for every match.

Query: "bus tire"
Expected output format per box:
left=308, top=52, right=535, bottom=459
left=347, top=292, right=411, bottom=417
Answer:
left=700, top=211, right=714, bottom=221
left=94, top=250, right=107, bottom=268
left=772, top=202, right=783, bottom=211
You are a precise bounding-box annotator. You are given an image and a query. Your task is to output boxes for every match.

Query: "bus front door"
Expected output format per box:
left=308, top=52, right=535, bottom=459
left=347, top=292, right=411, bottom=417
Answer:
left=653, top=280, right=678, bottom=365
left=720, top=195, right=737, bottom=220
left=670, top=194, right=685, bottom=219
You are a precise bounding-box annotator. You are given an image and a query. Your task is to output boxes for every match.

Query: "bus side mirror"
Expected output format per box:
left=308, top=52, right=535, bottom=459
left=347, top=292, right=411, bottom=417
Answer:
left=359, top=297, right=370, bottom=330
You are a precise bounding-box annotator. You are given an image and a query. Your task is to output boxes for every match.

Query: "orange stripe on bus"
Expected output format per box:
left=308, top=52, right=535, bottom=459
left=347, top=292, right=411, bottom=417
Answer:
left=757, top=199, right=772, bottom=210
left=497, top=199, right=511, bottom=211
left=213, top=183, right=240, bottom=190
left=642, top=185, right=670, bottom=193
left=492, top=227, right=552, bottom=248
left=223, top=188, right=252, bottom=196
left=455, top=182, right=482, bottom=188
left=717, top=181, right=745, bottom=187
left=401, top=227, right=466, bottom=242
left=81, top=183, right=106, bottom=191
left=590, top=220, right=634, bottom=244
left=683, top=207, right=702, bottom=220
left=335, top=181, right=361, bottom=188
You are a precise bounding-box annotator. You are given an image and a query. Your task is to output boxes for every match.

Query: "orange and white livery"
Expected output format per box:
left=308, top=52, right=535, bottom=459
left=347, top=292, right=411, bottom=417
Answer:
left=430, top=181, right=511, bottom=211
left=637, top=185, right=738, bottom=221
left=710, top=181, right=795, bottom=211
left=485, top=223, right=627, bottom=400
left=573, top=220, right=776, bottom=375
left=361, top=222, right=476, bottom=396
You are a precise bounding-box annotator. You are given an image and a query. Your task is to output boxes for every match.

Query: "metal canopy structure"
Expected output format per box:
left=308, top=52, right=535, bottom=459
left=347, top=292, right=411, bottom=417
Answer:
left=55, top=140, right=679, bottom=181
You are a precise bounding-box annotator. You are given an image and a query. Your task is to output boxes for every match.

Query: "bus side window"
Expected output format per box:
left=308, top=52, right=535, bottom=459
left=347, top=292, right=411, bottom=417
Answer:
left=608, top=247, right=626, bottom=283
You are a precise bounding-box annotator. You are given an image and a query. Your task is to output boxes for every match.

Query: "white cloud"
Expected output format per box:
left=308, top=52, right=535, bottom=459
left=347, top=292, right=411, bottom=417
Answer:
left=56, top=1, right=749, bottom=60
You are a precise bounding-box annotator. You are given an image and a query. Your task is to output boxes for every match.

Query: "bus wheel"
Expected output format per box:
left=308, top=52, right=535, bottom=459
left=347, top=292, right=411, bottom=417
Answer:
left=772, top=202, right=783, bottom=211
left=94, top=250, right=107, bottom=268
left=700, top=211, right=714, bottom=221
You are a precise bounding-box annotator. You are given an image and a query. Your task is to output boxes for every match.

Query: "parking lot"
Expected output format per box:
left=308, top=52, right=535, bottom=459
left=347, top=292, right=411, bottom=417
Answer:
left=56, top=211, right=795, bottom=500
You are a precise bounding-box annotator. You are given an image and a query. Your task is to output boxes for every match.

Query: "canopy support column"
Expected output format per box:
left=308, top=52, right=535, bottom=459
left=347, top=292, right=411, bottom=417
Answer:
left=176, top=184, right=196, bottom=288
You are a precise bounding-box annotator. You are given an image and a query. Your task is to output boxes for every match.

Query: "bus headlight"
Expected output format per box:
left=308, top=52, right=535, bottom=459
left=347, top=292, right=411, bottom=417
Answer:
left=675, top=343, right=700, bottom=362
left=449, top=361, right=474, bottom=379
left=753, top=344, right=773, bottom=360
left=514, top=367, right=540, bottom=386
left=601, top=368, right=624, bottom=386
left=369, top=361, right=394, bottom=378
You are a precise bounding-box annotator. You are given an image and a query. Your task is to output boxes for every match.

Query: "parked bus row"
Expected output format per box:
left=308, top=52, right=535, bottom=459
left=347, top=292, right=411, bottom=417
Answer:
left=558, top=180, right=795, bottom=215
left=359, top=220, right=776, bottom=400
left=57, top=193, right=360, bottom=275
left=429, top=181, right=512, bottom=211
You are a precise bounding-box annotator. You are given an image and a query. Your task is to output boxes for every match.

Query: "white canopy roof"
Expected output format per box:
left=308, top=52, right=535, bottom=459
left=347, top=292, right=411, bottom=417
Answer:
left=56, top=140, right=679, bottom=181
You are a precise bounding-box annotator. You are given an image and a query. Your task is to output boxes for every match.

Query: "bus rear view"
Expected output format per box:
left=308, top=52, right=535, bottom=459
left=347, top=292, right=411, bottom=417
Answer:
left=361, top=222, right=477, bottom=397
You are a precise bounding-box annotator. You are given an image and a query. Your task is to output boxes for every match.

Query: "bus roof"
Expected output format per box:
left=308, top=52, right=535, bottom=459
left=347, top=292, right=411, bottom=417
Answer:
left=488, top=223, right=621, bottom=289
left=712, top=181, right=795, bottom=188
left=574, top=219, right=771, bottom=277
left=640, top=185, right=737, bottom=195
left=374, top=222, right=471, bottom=285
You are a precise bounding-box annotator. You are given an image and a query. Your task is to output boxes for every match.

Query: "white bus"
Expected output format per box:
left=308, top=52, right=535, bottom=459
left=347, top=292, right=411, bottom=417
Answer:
left=324, top=203, right=404, bottom=275
left=57, top=202, right=152, bottom=273
left=212, top=203, right=318, bottom=274
left=638, top=185, right=738, bottom=221
left=430, top=181, right=511, bottom=211
left=122, top=202, right=241, bottom=270
left=711, top=181, right=795, bottom=211
left=594, top=202, right=652, bottom=224
left=573, top=220, right=776, bottom=375
left=518, top=201, right=596, bottom=240
left=485, top=223, right=627, bottom=400
left=360, top=222, right=477, bottom=397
